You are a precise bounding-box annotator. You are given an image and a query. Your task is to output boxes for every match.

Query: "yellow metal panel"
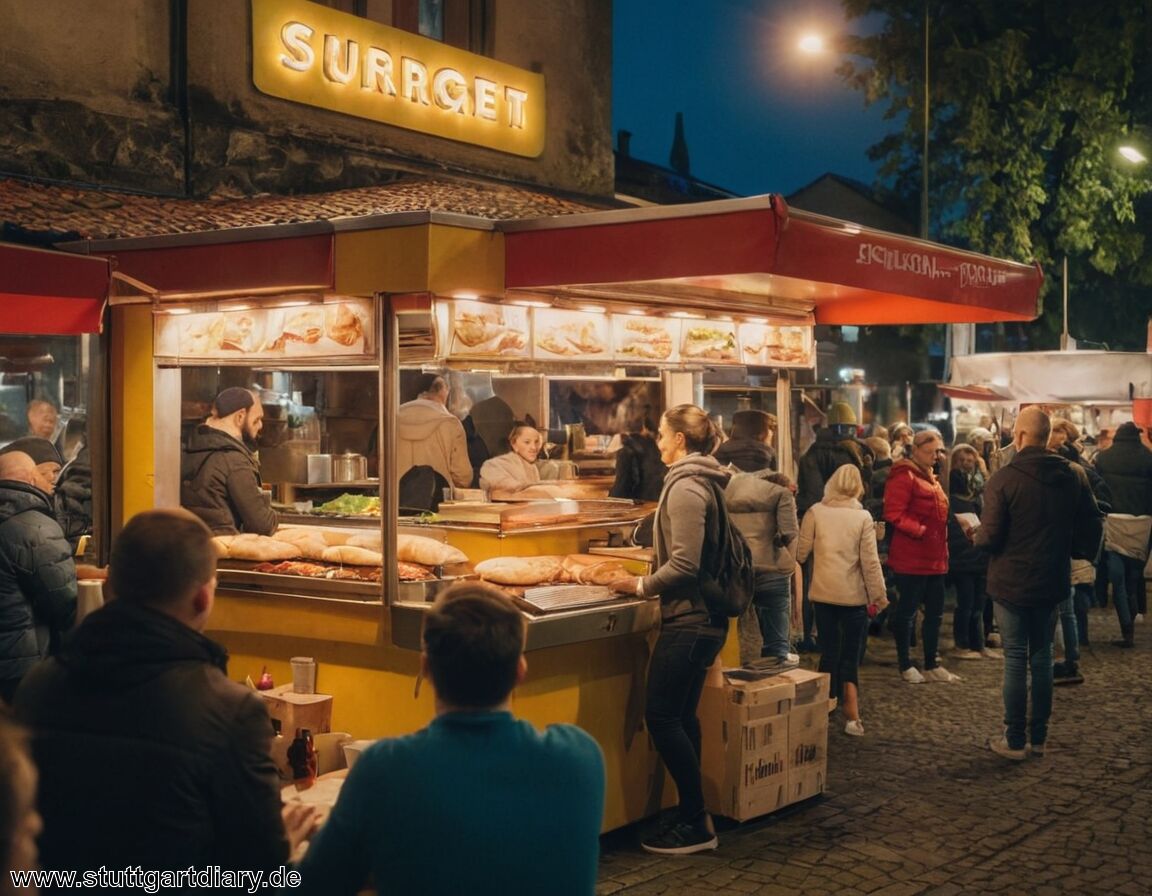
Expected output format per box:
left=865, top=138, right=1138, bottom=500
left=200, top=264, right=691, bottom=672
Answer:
left=210, top=591, right=668, bottom=831
left=334, top=227, right=430, bottom=295
left=110, top=305, right=155, bottom=526
left=426, top=225, right=504, bottom=295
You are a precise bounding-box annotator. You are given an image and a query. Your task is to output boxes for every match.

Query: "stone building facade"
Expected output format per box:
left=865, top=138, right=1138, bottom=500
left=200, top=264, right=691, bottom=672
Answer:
left=0, top=0, right=613, bottom=200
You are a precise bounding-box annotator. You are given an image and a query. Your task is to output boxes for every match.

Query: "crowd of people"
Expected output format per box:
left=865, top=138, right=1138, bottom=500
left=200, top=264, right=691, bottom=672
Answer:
left=1, top=391, right=1149, bottom=888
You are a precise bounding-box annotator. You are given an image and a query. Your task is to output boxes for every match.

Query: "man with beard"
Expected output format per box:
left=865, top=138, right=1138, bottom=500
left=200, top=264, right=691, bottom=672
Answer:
left=181, top=387, right=277, bottom=535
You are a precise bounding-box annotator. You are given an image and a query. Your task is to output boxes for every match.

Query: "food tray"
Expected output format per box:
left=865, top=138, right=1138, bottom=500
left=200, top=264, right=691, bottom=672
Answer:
left=519, top=584, right=617, bottom=612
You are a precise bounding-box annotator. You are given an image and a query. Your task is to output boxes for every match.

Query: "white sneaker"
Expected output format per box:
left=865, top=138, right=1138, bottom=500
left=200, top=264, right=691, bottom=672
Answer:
left=1135, top=614, right=1145, bottom=624
left=981, top=647, right=1004, bottom=659
left=924, top=666, right=963, bottom=683
left=785, top=652, right=800, bottom=664
left=952, top=649, right=984, bottom=660
left=901, top=667, right=926, bottom=684
left=844, top=719, right=865, bottom=737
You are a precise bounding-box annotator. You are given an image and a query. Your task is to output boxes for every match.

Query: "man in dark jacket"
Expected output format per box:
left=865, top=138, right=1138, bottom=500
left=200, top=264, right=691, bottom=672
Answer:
left=714, top=410, right=777, bottom=473
left=1093, top=421, right=1152, bottom=643
left=15, top=508, right=315, bottom=873
left=181, top=386, right=278, bottom=535
left=0, top=450, right=76, bottom=704
left=971, top=407, right=1103, bottom=760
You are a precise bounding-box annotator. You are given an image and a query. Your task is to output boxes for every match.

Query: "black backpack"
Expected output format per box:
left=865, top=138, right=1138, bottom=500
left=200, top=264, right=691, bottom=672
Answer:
left=696, top=476, right=756, bottom=617
left=398, top=465, right=450, bottom=515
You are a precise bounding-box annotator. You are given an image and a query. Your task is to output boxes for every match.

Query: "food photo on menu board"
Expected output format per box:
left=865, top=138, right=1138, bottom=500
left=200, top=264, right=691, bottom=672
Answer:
left=532, top=309, right=610, bottom=359
left=155, top=299, right=371, bottom=359
left=738, top=322, right=814, bottom=368
left=611, top=315, right=679, bottom=362
left=680, top=322, right=740, bottom=362
left=448, top=300, right=530, bottom=357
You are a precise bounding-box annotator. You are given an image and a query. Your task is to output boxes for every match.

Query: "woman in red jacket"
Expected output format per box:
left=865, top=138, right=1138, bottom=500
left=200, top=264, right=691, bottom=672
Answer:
left=883, top=429, right=961, bottom=683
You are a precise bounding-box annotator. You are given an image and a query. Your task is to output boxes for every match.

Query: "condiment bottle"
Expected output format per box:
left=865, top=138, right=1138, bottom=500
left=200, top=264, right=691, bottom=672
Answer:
left=287, top=727, right=317, bottom=788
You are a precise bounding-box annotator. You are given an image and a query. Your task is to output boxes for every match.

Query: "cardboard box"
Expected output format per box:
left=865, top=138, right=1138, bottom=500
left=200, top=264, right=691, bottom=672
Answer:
left=777, top=667, right=831, bottom=706
left=256, top=684, right=332, bottom=736
left=786, top=700, right=828, bottom=804
left=699, top=673, right=795, bottom=821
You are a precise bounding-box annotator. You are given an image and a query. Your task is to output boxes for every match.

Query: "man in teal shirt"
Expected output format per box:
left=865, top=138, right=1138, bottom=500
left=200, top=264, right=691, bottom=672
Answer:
left=298, top=582, right=606, bottom=895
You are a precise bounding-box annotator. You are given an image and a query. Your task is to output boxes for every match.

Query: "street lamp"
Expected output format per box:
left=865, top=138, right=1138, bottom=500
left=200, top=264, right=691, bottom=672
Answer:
left=1119, top=145, right=1148, bottom=164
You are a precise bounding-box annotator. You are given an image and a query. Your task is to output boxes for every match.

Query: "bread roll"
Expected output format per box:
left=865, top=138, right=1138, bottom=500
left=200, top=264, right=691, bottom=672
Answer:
left=561, top=554, right=629, bottom=585
left=397, top=534, right=468, bottom=566
left=475, top=555, right=564, bottom=586
left=272, top=529, right=330, bottom=560
left=322, top=545, right=384, bottom=567
left=225, top=534, right=300, bottom=562
left=212, top=536, right=235, bottom=558
left=347, top=533, right=383, bottom=552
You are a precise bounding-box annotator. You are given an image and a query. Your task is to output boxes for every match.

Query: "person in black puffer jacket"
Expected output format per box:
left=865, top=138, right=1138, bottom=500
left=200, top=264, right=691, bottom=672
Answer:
left=947, top=445, right=990, bottom=660
left=1093, top=421, right=1152, bottom=643
left=14, top=509, right=315, bottom=873
left=609, top=417, right=667, bottom=547
left=0, top=450, right=76, bottom=705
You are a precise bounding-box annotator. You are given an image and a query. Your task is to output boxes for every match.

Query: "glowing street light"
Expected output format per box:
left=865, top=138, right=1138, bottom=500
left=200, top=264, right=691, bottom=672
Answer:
left=1119, top=145, right=1148, bottom=164
left=798, top=33, right=825, bottom=55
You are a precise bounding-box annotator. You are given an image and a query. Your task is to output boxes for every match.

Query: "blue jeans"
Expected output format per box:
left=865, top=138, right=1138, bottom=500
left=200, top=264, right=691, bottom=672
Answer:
left=993, top=600, right=1056, bottom=750
left=1107, top=551, right=1140, bottom=628
left=813, top=602, right=868, bottom=702
left=645, top=623, right=727, bottom=822
left=892, top=573, right=945, bottom=671
left=754, top=575, right=792, bottom=659
left=952, top=573, right=986, bottom=651
left=1073, top=583, right=1092, bottom=644
left=1055, top=590, right=1079, bottom=663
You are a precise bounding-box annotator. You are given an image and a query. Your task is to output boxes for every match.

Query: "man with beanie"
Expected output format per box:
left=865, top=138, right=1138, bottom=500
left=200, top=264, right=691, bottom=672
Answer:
left=181, top=387, right=277, bottom=535
left=1093, top=420, right=1152, bottom=645
left=0, top=437, right=63, bottom=497
left=0, top=451, right=76, bottom=704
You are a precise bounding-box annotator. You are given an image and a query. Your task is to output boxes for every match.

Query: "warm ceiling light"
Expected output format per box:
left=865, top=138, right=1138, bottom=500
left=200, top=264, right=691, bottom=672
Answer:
left=1119, top=145, right=1148, bottom=164
left=509, top=299, right=552, bottom=308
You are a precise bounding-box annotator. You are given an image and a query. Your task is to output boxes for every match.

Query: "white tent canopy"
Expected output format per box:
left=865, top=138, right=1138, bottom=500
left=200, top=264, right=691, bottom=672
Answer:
left=948, top=351, right=1152, bottom=407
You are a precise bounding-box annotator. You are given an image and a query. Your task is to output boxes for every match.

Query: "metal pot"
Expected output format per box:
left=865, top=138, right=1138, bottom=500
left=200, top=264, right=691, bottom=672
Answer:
left=332, top=452, right=367, bottom=483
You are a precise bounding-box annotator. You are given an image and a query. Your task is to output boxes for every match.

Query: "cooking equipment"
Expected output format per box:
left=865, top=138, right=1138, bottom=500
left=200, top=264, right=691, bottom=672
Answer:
left=307, top=454, right=332, bottom=484
left=332, top=452, right=367, bottom=483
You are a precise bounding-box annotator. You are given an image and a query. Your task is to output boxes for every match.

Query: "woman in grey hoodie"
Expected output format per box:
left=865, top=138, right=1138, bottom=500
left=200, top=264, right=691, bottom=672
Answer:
left=610, top=404, right=728, bottom=857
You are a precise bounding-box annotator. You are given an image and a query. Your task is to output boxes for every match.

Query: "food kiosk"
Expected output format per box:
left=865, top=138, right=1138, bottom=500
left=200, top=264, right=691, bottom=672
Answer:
left=85, top=194, right=1043, bottom=829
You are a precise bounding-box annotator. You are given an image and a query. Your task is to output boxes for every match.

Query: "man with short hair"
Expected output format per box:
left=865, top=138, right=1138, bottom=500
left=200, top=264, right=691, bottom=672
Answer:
left=15, top=508, right=315, bottom=872
left=971, top=407, right=1102, bottom=760
left=181, top=386, right=277, bottom=534
left=24, top=399, right=58, bottom=441
left=395, top=373, right=473, bottom=489
left=297, top=582, right=606, bottom=895
left=0, top=451, right=76, bottom=705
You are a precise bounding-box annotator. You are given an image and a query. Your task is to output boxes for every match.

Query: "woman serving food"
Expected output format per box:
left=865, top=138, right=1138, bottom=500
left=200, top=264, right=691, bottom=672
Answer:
left=479, top=423, right=547, bottom=495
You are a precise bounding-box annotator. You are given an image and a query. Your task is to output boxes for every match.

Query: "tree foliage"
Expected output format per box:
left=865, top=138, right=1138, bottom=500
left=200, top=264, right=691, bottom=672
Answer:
left=840, top=0, right=1152, bottom=350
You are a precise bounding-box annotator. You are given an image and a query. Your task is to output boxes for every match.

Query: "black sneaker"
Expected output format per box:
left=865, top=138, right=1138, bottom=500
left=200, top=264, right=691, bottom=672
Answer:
left=1053, top=662, right=1084, bottom=686
left=641, top=817, right=718, bottom=855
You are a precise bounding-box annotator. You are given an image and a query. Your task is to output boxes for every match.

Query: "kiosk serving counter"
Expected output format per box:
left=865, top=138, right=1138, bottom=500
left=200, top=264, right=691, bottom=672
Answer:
left=91, top=196, right=1044, bottom=829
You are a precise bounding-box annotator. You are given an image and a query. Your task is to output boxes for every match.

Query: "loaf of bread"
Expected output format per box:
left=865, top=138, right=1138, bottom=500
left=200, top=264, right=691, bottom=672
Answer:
left=560, top=554, right=629, bottom=585
left=397, top=533, right=468, bottom=566
left=475, top=555, right=564, bottom=586
left=211, top=536, right=235, bottom=558
left=222, top=534, right=300, bottom=562
left=272, top=528, right=330, bottom=560
left=321, top=544, right=384, bottom=567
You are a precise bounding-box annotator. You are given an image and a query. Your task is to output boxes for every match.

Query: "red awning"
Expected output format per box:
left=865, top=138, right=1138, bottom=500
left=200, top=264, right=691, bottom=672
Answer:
left=95, top=231, right=334, bottom=299
left=0, top=243, right=112, bottom=334
left=502, top=196, right=1043, bottom=325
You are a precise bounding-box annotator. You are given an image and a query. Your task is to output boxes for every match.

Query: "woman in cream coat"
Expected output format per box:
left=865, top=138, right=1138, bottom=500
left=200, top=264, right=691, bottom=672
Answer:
left=797, top=464, right=888, bottom=736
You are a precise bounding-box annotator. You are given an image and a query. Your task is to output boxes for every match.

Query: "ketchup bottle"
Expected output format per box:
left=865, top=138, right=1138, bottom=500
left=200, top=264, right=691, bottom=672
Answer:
left=287, top=727, right=317, bottom=788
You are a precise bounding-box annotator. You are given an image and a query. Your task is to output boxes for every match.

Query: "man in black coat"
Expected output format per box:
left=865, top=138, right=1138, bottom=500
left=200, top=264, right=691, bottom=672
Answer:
left=0, top=450, right=76, bottom=704
left=15, top=508, right=315, bottom=873
left=1093, top=421, right=1152, bottom=642
left=181, top=387, right=278, bottom=535
left=970, top=407, right=1103, bottom=760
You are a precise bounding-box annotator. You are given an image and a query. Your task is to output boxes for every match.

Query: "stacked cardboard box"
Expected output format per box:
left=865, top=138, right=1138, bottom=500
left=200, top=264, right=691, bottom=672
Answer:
left=699, top=667, right=830, bottom=822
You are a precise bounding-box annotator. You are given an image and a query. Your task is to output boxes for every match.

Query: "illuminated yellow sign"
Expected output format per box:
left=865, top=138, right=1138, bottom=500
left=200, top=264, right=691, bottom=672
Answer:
left=252, top=0, right=546, bottom=157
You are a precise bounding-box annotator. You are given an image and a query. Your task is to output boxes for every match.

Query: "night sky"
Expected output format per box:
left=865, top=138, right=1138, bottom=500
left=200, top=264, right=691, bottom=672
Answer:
left=613, top=0, right=894, bottom=197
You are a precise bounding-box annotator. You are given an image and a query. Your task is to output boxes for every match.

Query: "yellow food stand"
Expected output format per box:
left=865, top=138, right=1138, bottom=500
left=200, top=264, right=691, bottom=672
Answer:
left=86, top=195, right=1043, bottom=830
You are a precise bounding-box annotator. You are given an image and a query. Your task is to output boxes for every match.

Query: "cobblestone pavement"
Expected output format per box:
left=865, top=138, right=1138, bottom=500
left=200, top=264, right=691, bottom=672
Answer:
left=597, top=605, right=1152, bottom=895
